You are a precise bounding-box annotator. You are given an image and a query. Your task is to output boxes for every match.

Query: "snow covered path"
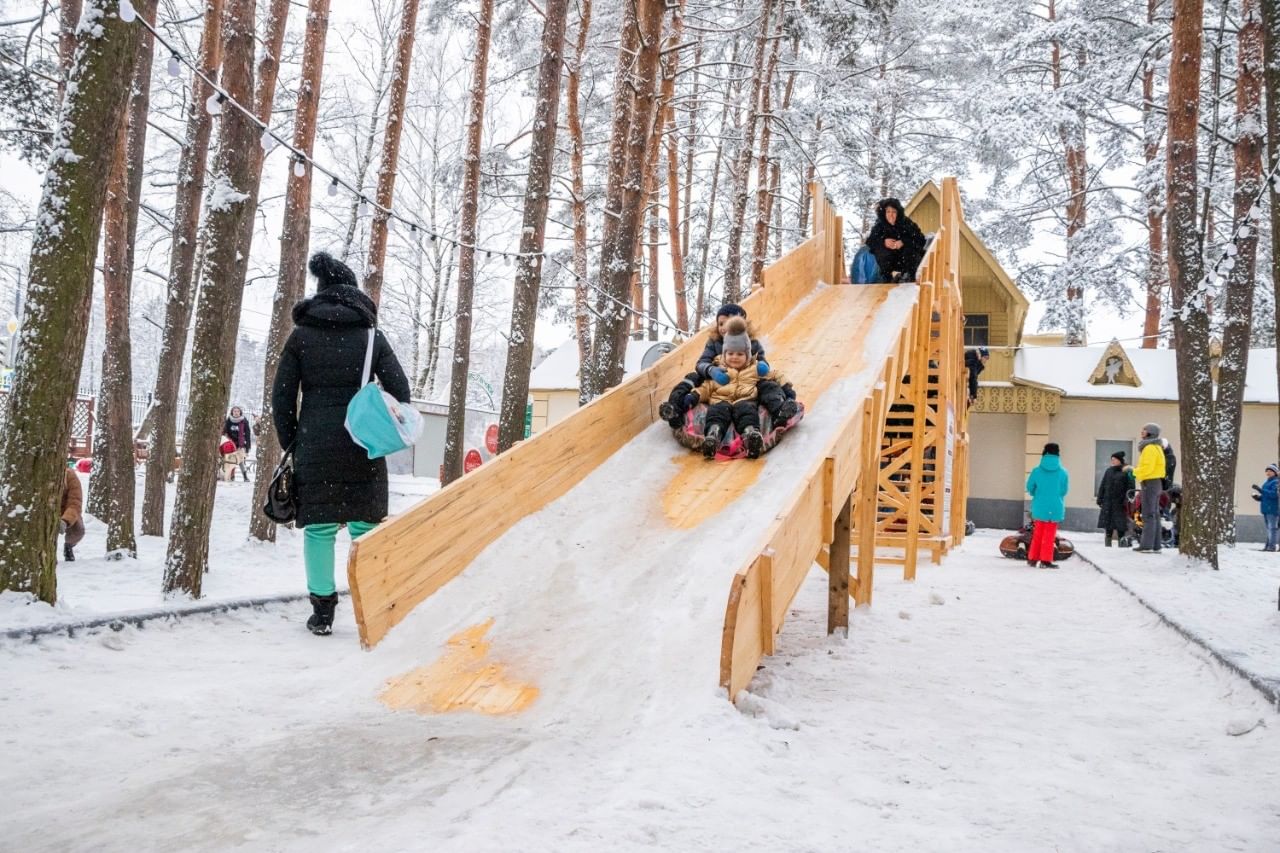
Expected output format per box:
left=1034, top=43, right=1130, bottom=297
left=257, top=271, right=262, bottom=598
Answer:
left=3, top=531, right=1278, bottom=851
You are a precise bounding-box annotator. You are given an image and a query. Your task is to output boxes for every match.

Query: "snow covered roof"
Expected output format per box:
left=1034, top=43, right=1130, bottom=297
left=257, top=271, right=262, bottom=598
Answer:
left=529, top=340, right=670, bottom=391
left=1012, top=345, right=1278, bottom=403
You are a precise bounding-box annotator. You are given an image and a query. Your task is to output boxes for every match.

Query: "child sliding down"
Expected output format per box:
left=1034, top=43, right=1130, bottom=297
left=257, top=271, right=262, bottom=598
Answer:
left=693, top=317, right=796, bottom=460
left=658, top=303, right=767, bottom=428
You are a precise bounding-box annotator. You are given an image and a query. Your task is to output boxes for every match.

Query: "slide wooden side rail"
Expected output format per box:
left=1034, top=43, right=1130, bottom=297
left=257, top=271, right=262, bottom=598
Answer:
left=719, top=176, right=971, bottom=702
left=347, top=185, right=846, bottom=649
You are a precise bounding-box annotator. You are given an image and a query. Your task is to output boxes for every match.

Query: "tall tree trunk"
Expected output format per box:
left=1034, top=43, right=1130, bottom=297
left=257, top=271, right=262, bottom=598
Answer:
left=1141, top=0, right=1165, bottom=349
left=798, top=113, right=821, bottom=238
left=363, top=0, right=421, bottom=306
left=643, top=84, right=666, bottom=342
left=442, top=0, right=495, bottom=484
left=1260, top=0, right=1280, bottom=462
left=1215, top=0, right=1264, bottom=542
left=682, top=35, right=701, bottom=257
left=496, top=0, right=571, bottom=452
left=750, top=18, right=783, bottom=288
left=57, top=0, right=83, bottom=101
left=567, top=0, right=592, bottom=375
left=722, top=0, right=774, bottom=302
left=339, top=53, right=393, bottom=263
left=163, top=0, right=261, bottom=596
left=250, top=0, right=332, bottom=542
left=584, top=0, right=666, bottom=397
left=141, top=0, right=225, bottom=538
left=0, top=0, right=143, bottom=603
left=1166, top=0, right=1214, bottom=566
left=663, top=7, right=689, bottom=332
left=1050, top=0, right=1088, bottom=345
left=89, top=0, right=156, bottom=556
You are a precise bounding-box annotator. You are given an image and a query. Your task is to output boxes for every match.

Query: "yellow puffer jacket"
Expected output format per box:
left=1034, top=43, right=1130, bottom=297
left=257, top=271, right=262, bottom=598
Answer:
left=696, top=357, right=789, bottom=406
left=1134, top=440, right=1166, bottom=484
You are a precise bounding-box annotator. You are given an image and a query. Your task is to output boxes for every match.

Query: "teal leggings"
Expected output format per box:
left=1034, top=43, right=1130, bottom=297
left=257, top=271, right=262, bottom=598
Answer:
left=303, top=522, right=377, bottom=595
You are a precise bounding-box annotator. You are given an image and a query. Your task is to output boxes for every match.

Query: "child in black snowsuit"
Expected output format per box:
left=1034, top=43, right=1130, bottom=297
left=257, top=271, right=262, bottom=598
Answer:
left=658, top=302, right=795, bottom=428
left=696, top=317, right=794, bottom=459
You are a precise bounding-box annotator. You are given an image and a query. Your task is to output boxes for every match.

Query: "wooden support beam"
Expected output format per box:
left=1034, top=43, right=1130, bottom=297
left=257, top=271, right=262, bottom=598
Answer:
left=828, top=493, right=851, bottom=635
left=759, top=549, right=775, bottom=655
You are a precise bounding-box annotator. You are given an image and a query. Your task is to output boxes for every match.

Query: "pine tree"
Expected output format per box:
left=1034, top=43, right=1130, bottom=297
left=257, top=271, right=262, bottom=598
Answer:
left=163, top=0, right=263, bottom=596
left=0, top=0, right=144, bottom=603
left=442, top=0, right=496, bottom=483
left=140, top=0, right=225, bottom=538
left=496, top=0, right=571, bottom=452
left=1260, top=0, right=1280, bottom=460
left=363, top=0, right=421, bottom=307
left=250, top=0, right=333, bottom=542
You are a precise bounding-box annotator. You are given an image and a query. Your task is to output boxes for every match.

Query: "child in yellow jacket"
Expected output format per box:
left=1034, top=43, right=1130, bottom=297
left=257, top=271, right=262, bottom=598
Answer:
left=696, top=316, right=795, bottom=459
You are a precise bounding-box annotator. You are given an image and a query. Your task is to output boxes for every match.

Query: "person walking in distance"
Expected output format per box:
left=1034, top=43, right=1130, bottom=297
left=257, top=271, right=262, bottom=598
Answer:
left=1025, top=442, right=1069, bottom=568
left=1133, top=423, right=1167, bottom=553
left=272, top=252, right=412, bottom=635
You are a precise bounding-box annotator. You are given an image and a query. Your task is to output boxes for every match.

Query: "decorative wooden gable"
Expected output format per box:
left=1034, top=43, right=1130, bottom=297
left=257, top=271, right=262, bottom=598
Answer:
left=1088, top=340, right=1141, bottom=387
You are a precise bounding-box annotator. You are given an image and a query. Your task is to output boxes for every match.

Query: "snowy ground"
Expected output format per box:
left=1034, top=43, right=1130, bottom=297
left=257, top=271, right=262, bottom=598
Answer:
left=2, top=530, right=1278, bottom=851
left=1072, top=531, right=1280, bottom=703
left=0, top=473, right=437, bottom=631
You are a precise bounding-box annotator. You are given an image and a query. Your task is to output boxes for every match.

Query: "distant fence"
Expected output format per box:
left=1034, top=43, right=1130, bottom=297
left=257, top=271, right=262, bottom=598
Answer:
left=0, top=390, right=188, bottom=460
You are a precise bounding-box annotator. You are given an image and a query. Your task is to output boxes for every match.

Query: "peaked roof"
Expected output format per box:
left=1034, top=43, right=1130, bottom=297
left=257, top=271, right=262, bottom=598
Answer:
left=529, top=339, right=669, bottom=391
left=905, top=181, right=1030, bottom=341
left=1087, top=339, right=1142, bottom=387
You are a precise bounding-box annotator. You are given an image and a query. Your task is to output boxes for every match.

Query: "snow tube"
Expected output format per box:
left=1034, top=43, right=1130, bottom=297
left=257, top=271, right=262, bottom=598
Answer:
left=851, top=246, right=881, bottom=284
left=671, top=402, right=805, bottom=460
left=998, top=526, right=1074, bottom=562
left=219, top=439, right=236, bottom=455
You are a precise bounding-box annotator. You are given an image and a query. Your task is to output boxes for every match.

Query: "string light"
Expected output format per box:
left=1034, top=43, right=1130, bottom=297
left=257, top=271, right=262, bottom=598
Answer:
left=119, top=10, right=694, bottom=338
left=119, top=0, right=137, bottom=22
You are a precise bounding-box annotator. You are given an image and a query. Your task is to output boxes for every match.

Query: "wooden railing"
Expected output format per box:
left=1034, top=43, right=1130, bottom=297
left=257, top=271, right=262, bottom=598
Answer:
left=718, top=177, right=970, bottom=701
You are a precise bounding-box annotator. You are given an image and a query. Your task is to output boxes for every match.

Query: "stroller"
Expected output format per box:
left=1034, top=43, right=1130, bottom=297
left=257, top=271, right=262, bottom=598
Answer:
left=999, top=522, right=1075, bottom=562
left=1127, top=487, right=1176, bottom=549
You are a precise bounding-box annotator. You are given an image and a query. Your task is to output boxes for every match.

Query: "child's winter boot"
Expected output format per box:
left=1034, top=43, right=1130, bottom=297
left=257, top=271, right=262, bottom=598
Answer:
left=775, top=400, right=798, bottom=423
left=743, top=426, right=764, bottom=459
left=306, top=593, right=339, bottom=636
left=702, top=424, right=723, bottom=459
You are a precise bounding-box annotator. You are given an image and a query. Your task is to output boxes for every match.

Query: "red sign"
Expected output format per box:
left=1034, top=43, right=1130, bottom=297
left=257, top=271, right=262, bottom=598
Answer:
left=484, top=423, right=499, bottom=455
left=464, top=449, right=483, bottom=474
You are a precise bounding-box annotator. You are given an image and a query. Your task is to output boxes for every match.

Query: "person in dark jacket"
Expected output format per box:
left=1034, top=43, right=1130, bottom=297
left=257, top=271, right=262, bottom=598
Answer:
left=865, top=198, right=927, bottom=282
left=1096, top=451, right=1133, bottom=547
left=658, top=303, right=795, bottom=428
left=1250, top=463, right=1280, bottom=551
left=272, top=251, right=412, bottom=635
left=222, top=406, right=252, bottom=482
left=964, top=347, right=988, bottom=404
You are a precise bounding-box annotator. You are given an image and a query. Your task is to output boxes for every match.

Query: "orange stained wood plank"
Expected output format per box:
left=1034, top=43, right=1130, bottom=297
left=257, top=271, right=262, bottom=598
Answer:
left=379, top=619, right=539, bottom=717
left=662, top=285, right=892, bottom=529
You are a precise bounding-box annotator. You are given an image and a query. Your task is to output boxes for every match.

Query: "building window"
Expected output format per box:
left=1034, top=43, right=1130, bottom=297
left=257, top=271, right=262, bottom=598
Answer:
left=1094, top=439, right=1134, bottom=494
left=964, top=314, right=990, bottom=347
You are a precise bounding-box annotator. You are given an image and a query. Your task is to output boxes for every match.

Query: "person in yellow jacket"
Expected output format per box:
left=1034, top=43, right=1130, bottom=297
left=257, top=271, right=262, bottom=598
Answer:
left=1134, top=422, right=1167, bottom=552
left=695, top=316, right=792, bottom=459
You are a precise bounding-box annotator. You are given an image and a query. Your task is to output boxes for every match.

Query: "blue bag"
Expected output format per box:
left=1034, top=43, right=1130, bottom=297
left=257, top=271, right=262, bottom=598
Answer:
left=344, top=329, right=423, bottom=459
left=851, top=246, right=881, bottom=284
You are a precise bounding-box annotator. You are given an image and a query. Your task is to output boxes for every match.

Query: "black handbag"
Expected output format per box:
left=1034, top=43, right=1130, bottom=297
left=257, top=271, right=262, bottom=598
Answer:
left=263, top=445, right=297, bottom=524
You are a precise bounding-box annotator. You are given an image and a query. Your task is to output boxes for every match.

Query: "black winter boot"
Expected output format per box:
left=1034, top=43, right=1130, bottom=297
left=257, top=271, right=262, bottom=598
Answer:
left=63, top=543, right=75, bottom=562
left=1104, top=533, right=1113, bottom=547
left=775, top=400, right=798, bottom=423
left=306, top=593, right=339, bottom=636
left=702, top=424, right=723, bottom=459
left=743, top=426, right=764, bottom=459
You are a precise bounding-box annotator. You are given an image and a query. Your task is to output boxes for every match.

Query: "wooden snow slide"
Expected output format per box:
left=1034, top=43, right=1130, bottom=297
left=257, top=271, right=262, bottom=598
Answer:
left=347, top=186, right=850, bottom=650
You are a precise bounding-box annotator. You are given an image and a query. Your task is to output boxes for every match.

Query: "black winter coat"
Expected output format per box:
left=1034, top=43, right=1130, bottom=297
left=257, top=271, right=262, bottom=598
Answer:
left=1096, top=465, right=1132, bottom=532
left=964, top=350, right=985, bottom=400
left=865, top=203, right=927, bottom=279
left=224, top=417, right=252, bottom=451
left=271, top=286, right=411, bottom=527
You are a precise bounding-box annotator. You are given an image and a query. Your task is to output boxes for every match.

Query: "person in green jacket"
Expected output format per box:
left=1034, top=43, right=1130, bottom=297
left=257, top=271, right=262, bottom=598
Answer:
left=1025, top=442, right=1070, bottom=568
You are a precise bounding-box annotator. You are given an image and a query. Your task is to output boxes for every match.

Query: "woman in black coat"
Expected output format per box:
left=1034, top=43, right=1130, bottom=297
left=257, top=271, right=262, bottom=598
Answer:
left=1096, top=451, right=1133, bottom=546
left=865, top=198, right=927, bottom=282
left=272, top=251, right=412, bottom=635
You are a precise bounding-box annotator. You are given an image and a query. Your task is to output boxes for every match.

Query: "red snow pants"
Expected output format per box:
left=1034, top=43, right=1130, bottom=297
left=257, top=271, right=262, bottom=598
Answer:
left=1028, top=520, right=1058, bottom=563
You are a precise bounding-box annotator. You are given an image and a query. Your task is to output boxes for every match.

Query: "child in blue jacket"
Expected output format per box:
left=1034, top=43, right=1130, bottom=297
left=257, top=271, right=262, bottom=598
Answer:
left=1250, top=463, right=1279, bottom=551
left=1025, top=442, right=1069, bottom=568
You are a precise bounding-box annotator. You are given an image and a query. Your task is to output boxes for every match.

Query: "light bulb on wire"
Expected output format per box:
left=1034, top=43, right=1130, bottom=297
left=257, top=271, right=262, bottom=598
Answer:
left=205, top=92, right=224, bottom=116
left=119, top=0, right=137, bottom=22
left=167, top=53, right=181, bottom=77
left=1238, top=225, right=1252, bottom=240
left=327, top=178, right=339, bottom=198
left=260, top=129, right=277, bottom=153
left=293, top=158, right=306, bottom=178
